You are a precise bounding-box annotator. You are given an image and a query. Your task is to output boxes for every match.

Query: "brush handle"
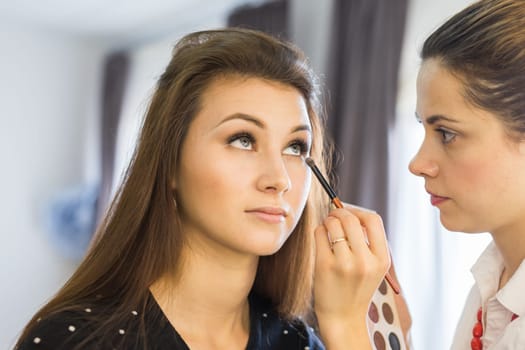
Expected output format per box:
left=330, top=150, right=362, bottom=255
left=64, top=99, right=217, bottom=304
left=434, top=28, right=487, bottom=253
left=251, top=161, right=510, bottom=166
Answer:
left=332, top=197, right=344, bottom=209
left=385, top=271, right=401, bottom=294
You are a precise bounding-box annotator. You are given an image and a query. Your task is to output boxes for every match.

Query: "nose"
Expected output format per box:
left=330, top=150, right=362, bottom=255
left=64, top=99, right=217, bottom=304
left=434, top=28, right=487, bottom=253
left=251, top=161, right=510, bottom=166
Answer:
left=408, top=143, right=439, bottom=178
left=256, top=155, right=291, bottom=194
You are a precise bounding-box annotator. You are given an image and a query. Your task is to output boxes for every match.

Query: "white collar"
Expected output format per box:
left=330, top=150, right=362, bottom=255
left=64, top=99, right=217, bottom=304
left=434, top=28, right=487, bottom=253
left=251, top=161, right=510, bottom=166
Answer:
left=471, top=242, right=525, bottom=316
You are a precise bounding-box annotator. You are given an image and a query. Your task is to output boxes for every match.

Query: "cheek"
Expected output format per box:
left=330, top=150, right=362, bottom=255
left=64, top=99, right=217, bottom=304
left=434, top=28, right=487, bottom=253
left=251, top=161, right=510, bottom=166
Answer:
left=290, top=165, right=312, bottom=204
left=186, top=161, right=247, bottom=196
left=454, top=160, right=489, bottom=185
left=451, top=154, right=512, bottom=199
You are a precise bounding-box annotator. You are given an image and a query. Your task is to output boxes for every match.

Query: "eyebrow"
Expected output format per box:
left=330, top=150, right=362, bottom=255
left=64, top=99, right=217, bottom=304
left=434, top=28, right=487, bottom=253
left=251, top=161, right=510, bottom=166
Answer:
left=415, top=112, right=460, bottom=125
left=216, top=113, right=312, bottom=133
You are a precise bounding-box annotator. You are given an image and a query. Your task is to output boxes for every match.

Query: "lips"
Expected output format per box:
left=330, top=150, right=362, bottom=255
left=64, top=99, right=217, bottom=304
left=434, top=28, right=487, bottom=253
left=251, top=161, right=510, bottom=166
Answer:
left=245, top=207, right=288, bottom=224
left=427, top=190, right=449, bottom=206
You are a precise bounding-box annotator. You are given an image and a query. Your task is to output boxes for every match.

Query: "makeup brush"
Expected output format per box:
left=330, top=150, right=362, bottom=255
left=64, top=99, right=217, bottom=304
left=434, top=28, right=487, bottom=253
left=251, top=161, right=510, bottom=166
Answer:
left=304, top=157, right=400, bottom=294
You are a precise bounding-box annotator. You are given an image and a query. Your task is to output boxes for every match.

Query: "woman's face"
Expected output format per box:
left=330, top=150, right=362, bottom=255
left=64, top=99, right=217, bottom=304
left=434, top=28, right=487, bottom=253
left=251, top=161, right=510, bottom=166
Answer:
left=409, top=59, right=525, bottom=235
left=174, top=76, right=312, bottom=258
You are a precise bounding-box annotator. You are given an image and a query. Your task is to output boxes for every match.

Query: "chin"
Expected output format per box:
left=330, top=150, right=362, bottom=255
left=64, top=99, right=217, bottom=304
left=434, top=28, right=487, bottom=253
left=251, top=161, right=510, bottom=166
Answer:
left=440, top=214, right=486, bottom=234
left=254, top=241, right=287, bottom=256
left=249, top=236, right=289, bottom=256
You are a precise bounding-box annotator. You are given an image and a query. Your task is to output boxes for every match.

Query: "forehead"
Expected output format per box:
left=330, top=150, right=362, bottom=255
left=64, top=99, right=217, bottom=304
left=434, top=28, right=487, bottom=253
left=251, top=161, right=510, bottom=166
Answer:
left=416, top=59, right=513, bottom=137
left=195, top=76, right=311, bottom=126
left=416, top=60, right=473, bottom=116
left=417, top=60, right=464, bottom=103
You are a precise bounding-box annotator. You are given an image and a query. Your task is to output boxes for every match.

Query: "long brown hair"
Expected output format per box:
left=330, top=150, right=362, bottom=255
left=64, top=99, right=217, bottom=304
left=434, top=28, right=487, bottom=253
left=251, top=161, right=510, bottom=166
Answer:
left=16, top=28, right=331, bottom=348
left=421, top=0, right=525, bottom=139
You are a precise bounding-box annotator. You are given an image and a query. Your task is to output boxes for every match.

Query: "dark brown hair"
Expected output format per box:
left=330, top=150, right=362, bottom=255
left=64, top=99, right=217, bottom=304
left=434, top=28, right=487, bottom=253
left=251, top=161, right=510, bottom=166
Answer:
left=421, top=0, right=525, bottom=138
left=16, top=28, right=331, bottom=348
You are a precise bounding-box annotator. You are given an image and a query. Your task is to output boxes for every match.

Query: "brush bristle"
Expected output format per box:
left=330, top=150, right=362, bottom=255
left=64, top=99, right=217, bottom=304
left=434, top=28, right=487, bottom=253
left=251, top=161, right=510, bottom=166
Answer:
left=304, top=157, right=316, bottom=168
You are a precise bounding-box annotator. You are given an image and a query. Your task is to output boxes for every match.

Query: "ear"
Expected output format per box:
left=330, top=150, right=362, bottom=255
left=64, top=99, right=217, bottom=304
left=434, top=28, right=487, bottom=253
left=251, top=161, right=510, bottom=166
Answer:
left=519, top=140, right=525, bottom=155
left=170, top=179, right=178, bottom=208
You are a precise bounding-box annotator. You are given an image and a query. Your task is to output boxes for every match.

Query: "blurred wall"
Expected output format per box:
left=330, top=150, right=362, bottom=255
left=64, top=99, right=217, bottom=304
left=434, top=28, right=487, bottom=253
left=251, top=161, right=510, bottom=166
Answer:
left=0, top=21, right=105, bottom=348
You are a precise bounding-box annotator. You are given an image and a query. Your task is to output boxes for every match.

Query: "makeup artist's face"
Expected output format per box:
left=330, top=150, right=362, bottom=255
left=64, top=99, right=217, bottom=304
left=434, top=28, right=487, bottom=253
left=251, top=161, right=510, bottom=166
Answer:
left=174, top=76, right=312, bottom=257
left=409, top=59, right=525, bottom=234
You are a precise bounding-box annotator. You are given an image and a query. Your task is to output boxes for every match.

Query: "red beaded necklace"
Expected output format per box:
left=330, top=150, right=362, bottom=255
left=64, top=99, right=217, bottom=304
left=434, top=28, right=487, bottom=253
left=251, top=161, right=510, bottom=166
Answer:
left=471, top=307, right=519, bottom=350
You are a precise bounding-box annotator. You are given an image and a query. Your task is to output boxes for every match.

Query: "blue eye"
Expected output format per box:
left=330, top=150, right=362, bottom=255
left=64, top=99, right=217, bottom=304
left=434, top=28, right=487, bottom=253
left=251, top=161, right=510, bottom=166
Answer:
left=283, top=140, right=310, bottom=156
left=436, top=128, right=456, bottom=144
left=228, top=132, right=255, bottom=150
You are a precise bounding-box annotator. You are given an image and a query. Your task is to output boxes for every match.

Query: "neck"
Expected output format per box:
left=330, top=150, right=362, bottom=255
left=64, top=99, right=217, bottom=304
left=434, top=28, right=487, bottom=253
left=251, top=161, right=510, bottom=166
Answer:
left=150, top=244, right=258, bottom=346
left=491, top=227, right=525, bottom=288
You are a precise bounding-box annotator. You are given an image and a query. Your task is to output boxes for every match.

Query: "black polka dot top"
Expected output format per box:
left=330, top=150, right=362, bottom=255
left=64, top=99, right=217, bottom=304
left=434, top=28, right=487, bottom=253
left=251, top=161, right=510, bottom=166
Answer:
left=16, top=292, right=325, bottom=349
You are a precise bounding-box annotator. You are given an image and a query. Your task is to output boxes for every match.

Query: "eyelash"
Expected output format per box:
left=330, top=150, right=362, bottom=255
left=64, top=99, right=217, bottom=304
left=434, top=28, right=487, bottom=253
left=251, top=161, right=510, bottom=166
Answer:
left=227, top=132, right=311, bottom=155
left=227, top=132, right=255, bottom=147
left=288, top=139, right=310, bottom=156
left=435, top=127, right=456, bottom=144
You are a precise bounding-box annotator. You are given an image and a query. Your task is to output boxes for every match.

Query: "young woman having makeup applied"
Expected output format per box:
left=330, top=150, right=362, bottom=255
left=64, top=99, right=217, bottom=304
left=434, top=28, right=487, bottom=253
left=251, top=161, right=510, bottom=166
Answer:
left=15, top=28, right=391, bottom=349
left=409, top=0, right=525, bottom=348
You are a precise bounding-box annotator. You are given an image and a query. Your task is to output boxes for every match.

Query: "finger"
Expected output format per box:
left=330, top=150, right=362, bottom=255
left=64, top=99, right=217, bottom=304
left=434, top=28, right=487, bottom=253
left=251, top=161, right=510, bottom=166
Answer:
left=342, top=201, right=377, bottom=214
left=323, top=213, right=352, bottom=256
left=314, top=225, right=332, bottom=263
left=327, top=209, right=370, bottom=254
left=343, top=207, right=389, bottom=259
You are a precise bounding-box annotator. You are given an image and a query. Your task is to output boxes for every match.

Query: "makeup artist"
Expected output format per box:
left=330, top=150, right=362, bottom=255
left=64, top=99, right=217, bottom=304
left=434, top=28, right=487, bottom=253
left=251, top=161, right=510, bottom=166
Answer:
left=410, top=0, right=525, bottom=348
left=15, top=28, right=391, bottom=350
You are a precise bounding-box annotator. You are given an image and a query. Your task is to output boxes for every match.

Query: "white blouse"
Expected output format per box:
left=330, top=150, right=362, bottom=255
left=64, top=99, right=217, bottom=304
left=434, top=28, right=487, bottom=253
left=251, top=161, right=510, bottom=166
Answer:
left=451, top=242, right=525, bottom=349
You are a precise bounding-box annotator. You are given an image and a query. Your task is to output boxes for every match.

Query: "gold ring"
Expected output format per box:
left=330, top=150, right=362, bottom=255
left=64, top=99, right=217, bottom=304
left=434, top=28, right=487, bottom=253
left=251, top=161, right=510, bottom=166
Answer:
left=330, top=237, right=347, bottom=246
